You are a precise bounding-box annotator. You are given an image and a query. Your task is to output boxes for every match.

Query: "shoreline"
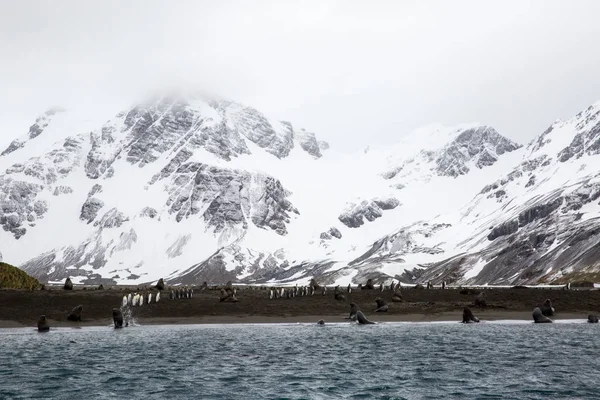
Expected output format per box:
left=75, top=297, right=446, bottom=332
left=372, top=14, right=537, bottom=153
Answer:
left=0, top=310, right=595, bottom=329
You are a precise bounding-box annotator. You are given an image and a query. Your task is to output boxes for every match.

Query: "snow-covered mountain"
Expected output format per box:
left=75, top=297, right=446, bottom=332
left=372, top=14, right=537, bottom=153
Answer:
left=1, top=93, right=599, bottom=286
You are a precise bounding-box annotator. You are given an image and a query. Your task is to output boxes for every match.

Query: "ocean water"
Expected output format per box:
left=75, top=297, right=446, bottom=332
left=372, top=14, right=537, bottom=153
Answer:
left=0, top=320, right=598, bottom=399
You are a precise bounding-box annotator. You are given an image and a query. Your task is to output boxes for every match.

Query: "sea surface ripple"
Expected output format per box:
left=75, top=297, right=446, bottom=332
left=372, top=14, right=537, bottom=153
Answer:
left=0, top=321, right=598, bottom=399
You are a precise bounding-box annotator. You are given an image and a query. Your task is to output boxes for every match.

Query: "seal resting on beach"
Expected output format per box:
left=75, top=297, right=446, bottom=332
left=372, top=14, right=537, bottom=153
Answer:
left=346, top=302, right=360, bottom=320
left=317, top=319, right=325, bottom=325
left=362, top=279, right=375, bottom=290
left=532, top=307, right=553, bottom=323
left=541, top=299, right=555, bottom=316
left=392, top=288, right=403, bottom=302
left=588, top=314, right=599, bottom=323
left=334, top=292, right=346, bottom=301
left=156, top=278, right=165, bottom=291
left=310, top=279, right=322, bottom=291
left=355, top=311, right=376, bottom=324
left=219, top=289, right=239, bottom=303
left=112, top=308, right=124, bottom=328
left=37, top=315, right=50, bottom=332
left=462, top=307, right=480, bottom=323
left=63, top=277, right=73, bottom=290
left=374, top=298, right=388, bottom=312
left=67, top=305, right=83, bottom=322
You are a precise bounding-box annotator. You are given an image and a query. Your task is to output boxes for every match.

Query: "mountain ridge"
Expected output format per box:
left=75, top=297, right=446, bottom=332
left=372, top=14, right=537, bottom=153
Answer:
left=1, top=93, right=599, bottom=287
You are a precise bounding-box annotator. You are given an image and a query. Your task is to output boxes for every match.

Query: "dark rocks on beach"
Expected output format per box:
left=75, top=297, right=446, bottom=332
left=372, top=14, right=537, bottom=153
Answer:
left=532, top=307, right=553, bottom=323
left=112, top=308, right=124, bottom=328
left=67, top=305, right=83, bottom=321
left=414, top=284, right=425, bottom=290
left=462, top=307, right=480, bottom=323
left=37, top=315, right=49, bottom=332
left=374, top=298, right=388, bottom=312
left=460, top=288, right=481, bottom=295
left=541, top=299, right=555, bottom=316
left=156, top=278, right=165, bottom=291
left=63, top=277, right=73, bottom=290
left=588, top=314, right=599, bottom=323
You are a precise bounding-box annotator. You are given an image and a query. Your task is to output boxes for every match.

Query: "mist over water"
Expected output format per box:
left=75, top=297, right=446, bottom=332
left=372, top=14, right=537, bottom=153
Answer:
left=1, top=321, right=597, bottom=399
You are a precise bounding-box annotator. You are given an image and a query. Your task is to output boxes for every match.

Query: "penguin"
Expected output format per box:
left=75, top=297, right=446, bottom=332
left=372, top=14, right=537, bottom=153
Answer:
left=148, top=293, right=153, bottom=304
left=138, top=293, right=144, bottom=306
left=189, top=288, right=193, bottom=298
left=131, top=293, right=138, bottom=307
left=442, top=281, right=447, bottom=289
left=122, top=295, right=128, bottom=308
left=347, top=284, right=352, bottom=293
left=269, top=289, right=274, bottom=299
left=379, top=283, right=384, bottom=292
left=127, top=293, right=132, bottom=306
left=169, top=290, right=174, bottom=300
left=176, top=289, right=180, bottom=299
left=156, top=291, right=161, bottom=303
left=280, top=288, right=285, bottom=298
left=322, top=287, right=326, bottom=296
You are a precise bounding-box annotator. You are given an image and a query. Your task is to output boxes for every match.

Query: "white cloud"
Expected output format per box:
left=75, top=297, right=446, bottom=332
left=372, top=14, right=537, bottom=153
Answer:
left=1, top=0, right=599, bottom=151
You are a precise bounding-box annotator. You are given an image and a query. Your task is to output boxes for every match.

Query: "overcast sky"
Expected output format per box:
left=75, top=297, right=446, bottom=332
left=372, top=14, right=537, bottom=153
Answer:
left=1, top=0, right=600, bottom=152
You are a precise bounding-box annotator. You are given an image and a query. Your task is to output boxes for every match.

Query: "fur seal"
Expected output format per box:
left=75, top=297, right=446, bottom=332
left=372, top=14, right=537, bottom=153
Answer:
left=532, top=307, right=553, bottom=323
left=462, top=307, right=480, bottom=323
left=37, top=315, right=50, bottom=332
left=334, top=292, right=346, bottom=301
left=310, top=278, right=322, bottom=291
left=541, top=299, right=555, bottom=316
left=374, top=298, right=388, bottom=312
left=63, top=277, right=73, bottom=290
left=355, top=311, right=376, bottom=324
left=112, top=308, right=124, bottom=328
left=363, top=279, right=375, bottom=290
left=219, top=289, right=239, bottom=303
left=67, top=305, right=83, bottom=322
left=588, top=314, right=598, bottom=323
left=347, top=302, right=360, bottom=320
left=317, top=319, right=325, bottom=325
left=156, top=278, right=165, bottom=291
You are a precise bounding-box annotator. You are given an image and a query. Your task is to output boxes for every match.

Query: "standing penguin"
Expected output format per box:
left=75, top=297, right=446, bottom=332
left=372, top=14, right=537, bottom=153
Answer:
left=156, top=291, right=161, bottom=303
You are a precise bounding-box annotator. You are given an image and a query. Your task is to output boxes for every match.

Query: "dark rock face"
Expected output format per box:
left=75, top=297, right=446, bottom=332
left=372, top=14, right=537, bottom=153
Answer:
left=518, top=198, right=563, bottom=227
left=435, top=126, right=521, bottom=177
left=80, top=197, right=104, bottom=224
left=320, top=227, right=343, bottom=240
left=1, top=108, right=64, bottom=157
left=557, top=108, right=600, bottom=162
left=488, top=220, right=519, bottom=241
left=338, top=197, right=399, bottom=228
left=295, top=129, right=322, bottom=158
left=140, top=207, right=158, bottom=219
left=163, top=162, right=298, bottom=235
left=67, top=305, right=83, bottom=322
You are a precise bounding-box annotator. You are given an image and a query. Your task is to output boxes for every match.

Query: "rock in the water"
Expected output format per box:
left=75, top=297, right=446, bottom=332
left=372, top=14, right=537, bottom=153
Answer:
left=532, top=307, right=553, bottom=323
left=112, top=308, right=124, bottom=328
left=63, top=277, right=73, bottom=290
left=67, top=305, right=83, bottom=322
left=541, top=299, right=555, bottom=316
left=37, top=315, right=49, bottom=332
left=355, top=310, right=376, bottom=325
left=462, top=307, right=480, bottom=323
left=587, top=314, right=599, bottom=323
left=156, top=278, right=165, bottom=291
left=374, top=298, right=388, bottom=312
